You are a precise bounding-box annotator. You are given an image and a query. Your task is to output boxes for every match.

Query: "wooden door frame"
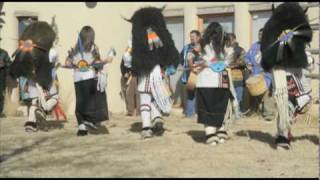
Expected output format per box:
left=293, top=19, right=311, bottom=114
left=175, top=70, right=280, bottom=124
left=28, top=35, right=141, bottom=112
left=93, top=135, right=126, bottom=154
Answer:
left=197, top=13, right=235, bottom=34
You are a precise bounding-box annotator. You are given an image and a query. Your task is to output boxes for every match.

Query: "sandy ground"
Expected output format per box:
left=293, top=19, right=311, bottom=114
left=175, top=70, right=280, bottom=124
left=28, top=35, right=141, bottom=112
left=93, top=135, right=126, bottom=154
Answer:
left=0, top=104, right=318, bottom=178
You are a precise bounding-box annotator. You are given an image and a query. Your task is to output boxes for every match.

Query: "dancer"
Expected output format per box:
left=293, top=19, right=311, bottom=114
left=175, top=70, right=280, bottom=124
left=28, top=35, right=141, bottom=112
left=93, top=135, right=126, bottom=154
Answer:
left=9, top=21, right=65, bottom=131
left=10, top=22, right=56, bottom=89
left=192, top=22, right=235, bottom=146
left=122, top=6, right=180, bottom=139
left=20, top=48, right=63, bottom=132
left=260, top=3, right=313, bottom=149
left=64, top=26, right=115, bottom=136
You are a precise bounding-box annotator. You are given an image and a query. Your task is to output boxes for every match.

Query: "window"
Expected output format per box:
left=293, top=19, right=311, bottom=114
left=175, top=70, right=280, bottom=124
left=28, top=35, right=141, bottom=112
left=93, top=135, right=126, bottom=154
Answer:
left=250, top=11, right=272, bottom=44
left=165, top=17, right=184, bottom=52
left=17, top=16, right=38, bottom=38
left=199, top=14, right=235, bottom=34
left=165, top=17, right=185, bottom=105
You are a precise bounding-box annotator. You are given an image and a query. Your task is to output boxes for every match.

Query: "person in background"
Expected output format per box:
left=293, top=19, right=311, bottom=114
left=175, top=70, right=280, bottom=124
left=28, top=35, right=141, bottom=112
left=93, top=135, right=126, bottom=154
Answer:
left=304, top=45, right=315, bottom=85
left=180, top=30, right=201, bottom=118
left=0, top=44, right=12, bottom=118
left=245, top=28, right=275, bottom=122
left=225, top=33, right=247, bottom=116
left=120, top=39, right=139, bottom=116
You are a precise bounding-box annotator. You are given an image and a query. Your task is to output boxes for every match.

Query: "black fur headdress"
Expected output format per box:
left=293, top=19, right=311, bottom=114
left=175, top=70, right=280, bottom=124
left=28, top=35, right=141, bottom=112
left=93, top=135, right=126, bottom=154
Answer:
left=260, top=3, right=312, bottom=71
left=123, top=6, right=180, bottom=75
left=9, top=21, right=56, bottom=89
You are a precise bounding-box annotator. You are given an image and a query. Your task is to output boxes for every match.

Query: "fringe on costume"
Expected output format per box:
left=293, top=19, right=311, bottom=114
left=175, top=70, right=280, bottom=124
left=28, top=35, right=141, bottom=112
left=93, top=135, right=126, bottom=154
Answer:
left=272, top=68, right=292, bottom=133
left=149, top=65, right=172, bottom=115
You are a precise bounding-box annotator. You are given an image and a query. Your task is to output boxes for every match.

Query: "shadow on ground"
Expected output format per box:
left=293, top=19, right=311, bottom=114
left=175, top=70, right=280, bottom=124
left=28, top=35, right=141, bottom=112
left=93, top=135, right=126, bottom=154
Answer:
left=292, top=134, right=319, bottom=145
left=186, top=130, right=205, bottom=144
left=129, top=122, right=142, bottom=133
left=235, top=130, right=277, bottom=149
left=45, top=121, right=65, bottom=131
left=235, top=130, right=319, bottom=149
left=0, top=137, right=49, bottom=164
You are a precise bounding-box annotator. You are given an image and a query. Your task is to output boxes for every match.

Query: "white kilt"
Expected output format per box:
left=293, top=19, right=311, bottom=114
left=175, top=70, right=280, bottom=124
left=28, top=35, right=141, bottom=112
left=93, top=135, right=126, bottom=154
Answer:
left=137, top=65, right=172, bottom=114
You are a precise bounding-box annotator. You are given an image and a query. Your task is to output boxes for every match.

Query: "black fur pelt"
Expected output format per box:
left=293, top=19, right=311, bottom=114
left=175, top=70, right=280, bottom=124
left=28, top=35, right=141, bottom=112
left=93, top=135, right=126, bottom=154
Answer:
left=128, top=7, right=180, bottom=76
left=9, top=21, right=56, bottom=89
left=260, top=2, right=312, bottom=72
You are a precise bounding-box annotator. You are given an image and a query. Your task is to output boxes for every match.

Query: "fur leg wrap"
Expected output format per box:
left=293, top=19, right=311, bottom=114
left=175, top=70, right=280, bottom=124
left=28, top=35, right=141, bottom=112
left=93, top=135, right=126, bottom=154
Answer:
left=272, top=68, right=291, bottom=138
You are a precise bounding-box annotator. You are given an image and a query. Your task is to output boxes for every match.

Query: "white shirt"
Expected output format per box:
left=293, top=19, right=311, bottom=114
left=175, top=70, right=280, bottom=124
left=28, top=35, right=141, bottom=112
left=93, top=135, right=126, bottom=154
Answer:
left=224, top=46, right=234, bottom=66
left=123, top=40, right=132, bottom=68
left=72, top=52, right=96, bottom=82
left=196, top=44, right=226, bottom=88
left=49, top=48, right=58, bottom=64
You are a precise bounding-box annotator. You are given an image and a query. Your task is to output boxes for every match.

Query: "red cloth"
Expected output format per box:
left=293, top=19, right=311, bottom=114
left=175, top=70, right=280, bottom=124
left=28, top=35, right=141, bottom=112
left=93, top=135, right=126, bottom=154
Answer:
left=52, top=103, right=67, bottom=121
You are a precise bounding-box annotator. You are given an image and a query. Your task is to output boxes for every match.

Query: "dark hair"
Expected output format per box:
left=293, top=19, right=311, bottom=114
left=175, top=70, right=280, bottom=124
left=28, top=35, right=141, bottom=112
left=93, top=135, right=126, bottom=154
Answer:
left=201, top=22, right=225, bottom=55
left=233, top=45, right=245, bottom=60
left=259, top=28, right=264, bottom=33
left=190, top=30, right=201, bottom=37
left=224, top=33, right=233, bottom=44
left=76, top=25, right=95, bottom=52
left=75, top=25, right=100, bottom=60
left=229, top=33, right=236, bottom=40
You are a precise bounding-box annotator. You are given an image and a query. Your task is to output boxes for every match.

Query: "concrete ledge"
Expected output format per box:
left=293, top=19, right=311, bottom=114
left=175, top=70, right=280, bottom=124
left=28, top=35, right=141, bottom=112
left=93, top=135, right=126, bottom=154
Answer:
left=197, top=5, right=234, bottom=15
left=163, top=8, right=184, bottom=17
left=14, top=10, right=38, bottom=17
left=248, top=2, right=316, bottom=12
left=308, top=49, right=320, bottom=55
left=311, top=23, right=319, bottom=30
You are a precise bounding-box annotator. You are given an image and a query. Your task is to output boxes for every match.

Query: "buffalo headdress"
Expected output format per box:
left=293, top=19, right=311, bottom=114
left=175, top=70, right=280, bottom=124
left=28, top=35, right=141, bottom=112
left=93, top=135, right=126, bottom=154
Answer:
left=9, top=21, right=56, bottom=89
left=122, top=6, right=180, bottom=76
left=260, top=3, right=312, bottom=71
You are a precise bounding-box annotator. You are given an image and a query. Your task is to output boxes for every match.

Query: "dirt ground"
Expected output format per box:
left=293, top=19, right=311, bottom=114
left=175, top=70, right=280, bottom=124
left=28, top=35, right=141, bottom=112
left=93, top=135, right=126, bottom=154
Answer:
left=0, top=104, right=318, bottom=178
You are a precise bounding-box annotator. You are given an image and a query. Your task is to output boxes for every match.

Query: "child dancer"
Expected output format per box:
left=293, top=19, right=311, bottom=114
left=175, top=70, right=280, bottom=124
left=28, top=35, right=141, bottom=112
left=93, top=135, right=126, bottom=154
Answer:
left=64, top=26, right=115, bottom=136
left=192, top=22, right=233, bottom=146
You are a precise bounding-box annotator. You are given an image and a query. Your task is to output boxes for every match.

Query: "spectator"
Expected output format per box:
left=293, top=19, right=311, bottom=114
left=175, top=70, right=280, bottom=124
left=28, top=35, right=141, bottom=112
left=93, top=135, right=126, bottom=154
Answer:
left=0, top=44, right=12, bottom=118
left=180, top=30, right=201, bottom=118
left=225, top=33, right=247, bottom=115
left=245, top=28, right=275, bottom=121
left=120, top=39, right=140, bottom=116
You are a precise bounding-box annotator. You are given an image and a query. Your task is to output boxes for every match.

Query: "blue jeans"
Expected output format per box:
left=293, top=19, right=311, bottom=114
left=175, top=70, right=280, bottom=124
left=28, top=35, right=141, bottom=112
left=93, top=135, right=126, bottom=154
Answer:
left=185, top=89, right=195, bottom=117
left=235, top=85, right=244, bottom=111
